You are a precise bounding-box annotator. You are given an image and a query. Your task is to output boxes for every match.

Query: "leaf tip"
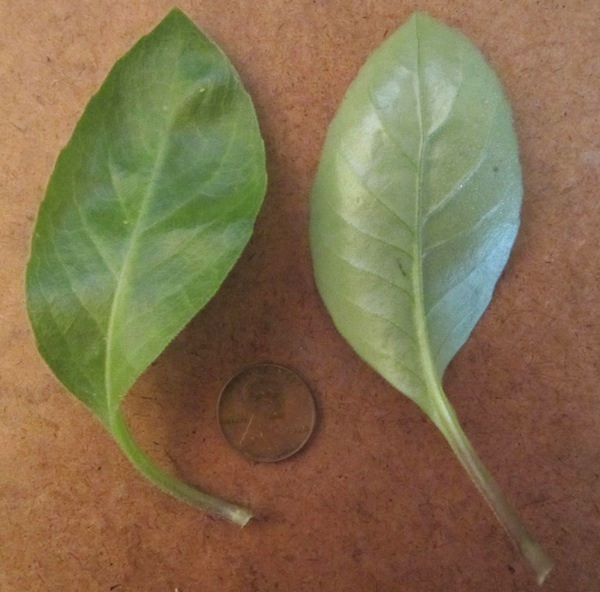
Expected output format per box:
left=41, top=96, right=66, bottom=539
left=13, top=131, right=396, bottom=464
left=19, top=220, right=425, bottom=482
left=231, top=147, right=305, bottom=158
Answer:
left=161, top=6, right=197, bottom=31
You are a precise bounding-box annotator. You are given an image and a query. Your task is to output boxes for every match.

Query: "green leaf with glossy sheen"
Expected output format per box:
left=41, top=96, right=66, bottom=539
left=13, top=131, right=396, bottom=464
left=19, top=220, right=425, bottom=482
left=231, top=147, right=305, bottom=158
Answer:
left=26, top=8, right=266, bottom=526
left=310, top=12, right=551, bottom=582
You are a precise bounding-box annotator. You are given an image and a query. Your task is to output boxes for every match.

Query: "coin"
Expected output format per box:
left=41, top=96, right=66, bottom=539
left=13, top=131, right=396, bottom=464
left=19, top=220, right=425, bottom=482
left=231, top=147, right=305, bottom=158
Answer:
left=217, top=364, right=316, bottom=462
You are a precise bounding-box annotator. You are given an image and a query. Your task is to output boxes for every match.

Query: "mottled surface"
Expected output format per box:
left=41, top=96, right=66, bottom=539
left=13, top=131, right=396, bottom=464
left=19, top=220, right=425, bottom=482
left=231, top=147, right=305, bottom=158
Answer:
left=1, top=1, right=598, bottom=590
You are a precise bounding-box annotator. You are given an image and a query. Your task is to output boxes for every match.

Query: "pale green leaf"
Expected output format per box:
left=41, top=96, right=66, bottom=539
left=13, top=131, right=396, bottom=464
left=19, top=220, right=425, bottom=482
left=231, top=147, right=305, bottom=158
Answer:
left=26, top=8, right=266, bottom=525
left=310, top=12, right=551, bottom=581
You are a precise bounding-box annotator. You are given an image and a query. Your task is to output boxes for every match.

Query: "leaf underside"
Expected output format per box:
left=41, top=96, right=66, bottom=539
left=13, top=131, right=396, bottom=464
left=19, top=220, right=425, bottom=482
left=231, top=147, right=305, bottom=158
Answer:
left=310, top=12, right=552, bottom=581
left=26, top=9, right=266, bottom=524
left=310, top=12, right=521, bottom=419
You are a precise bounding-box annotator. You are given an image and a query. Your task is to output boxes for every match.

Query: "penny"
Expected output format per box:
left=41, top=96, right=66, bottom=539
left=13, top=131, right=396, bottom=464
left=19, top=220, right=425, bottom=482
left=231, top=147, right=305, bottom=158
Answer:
left=217, top=364, right=316, bottom=462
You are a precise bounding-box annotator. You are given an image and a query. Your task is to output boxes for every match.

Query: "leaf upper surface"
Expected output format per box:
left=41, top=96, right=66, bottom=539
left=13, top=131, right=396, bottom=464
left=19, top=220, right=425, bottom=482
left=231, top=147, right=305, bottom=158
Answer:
left=310, top=12, right=521, bottom=415
left=26, top=9, right=267, bottom=421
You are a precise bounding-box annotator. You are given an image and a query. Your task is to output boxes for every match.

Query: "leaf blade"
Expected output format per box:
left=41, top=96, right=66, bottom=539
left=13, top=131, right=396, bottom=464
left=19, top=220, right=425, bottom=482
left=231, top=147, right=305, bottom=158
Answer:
left=310, top=12, right=521, bottom=411
left=27, top=8, right=266, bottom=420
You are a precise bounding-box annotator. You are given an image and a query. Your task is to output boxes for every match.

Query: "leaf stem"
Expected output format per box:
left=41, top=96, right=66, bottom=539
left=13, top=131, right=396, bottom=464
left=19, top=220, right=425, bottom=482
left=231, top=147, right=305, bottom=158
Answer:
left=109, top=410, right=253, bottom=527
left=430, top=384, right=552, bottom=584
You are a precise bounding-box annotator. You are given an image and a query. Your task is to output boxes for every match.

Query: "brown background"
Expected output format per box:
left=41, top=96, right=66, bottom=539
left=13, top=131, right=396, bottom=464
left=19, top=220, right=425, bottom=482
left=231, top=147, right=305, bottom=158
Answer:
left=1, top=0, right=599, bottom=590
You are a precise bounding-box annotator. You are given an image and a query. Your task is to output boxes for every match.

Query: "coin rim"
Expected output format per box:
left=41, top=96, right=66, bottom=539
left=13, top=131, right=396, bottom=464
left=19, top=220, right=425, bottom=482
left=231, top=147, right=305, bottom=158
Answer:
left=217, top=363, right=316, bottom=463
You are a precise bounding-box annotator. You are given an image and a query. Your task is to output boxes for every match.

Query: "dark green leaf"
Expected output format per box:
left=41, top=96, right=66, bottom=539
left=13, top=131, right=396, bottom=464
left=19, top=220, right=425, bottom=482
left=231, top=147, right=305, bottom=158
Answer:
left=26, top=8, right=266, bottom=525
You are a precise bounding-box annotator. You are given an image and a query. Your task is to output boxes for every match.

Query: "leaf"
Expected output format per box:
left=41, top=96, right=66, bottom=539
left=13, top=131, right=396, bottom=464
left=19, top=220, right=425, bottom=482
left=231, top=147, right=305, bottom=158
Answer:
left=26, top=8, right=266, bottom=526
left=310, top=12, right=551, bottom=581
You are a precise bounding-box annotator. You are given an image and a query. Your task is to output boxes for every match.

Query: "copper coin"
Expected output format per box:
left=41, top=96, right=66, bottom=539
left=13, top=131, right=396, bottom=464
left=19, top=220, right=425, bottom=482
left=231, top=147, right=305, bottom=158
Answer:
left=218, top=364, right=316, bottom=462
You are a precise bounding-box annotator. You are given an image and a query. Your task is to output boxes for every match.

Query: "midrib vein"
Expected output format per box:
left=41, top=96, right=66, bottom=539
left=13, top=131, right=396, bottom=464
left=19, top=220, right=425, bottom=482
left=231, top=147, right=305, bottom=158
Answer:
left=411, top=15, right=442, bottom=410
left=103, top=70, right=181, bottom=419
left=104, top=131, right=171, bottom=417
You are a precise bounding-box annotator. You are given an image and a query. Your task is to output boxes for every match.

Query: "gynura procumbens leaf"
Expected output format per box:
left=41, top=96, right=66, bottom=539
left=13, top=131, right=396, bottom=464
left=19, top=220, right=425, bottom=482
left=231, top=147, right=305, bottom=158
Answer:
left=26, top=9, right=266, bottom=526
left=310, top=12, right=552, bottom=582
